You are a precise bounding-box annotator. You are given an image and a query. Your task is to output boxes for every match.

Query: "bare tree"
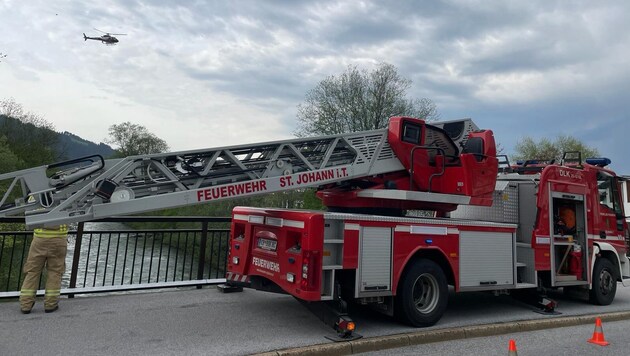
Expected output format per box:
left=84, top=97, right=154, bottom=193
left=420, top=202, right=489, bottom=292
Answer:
left=0, top=98, right=55, bottom=130
left=0, top=98, right=59, bottom=165
left=0, top=98, right=23, bottom=118
left=296, top=63, right=438, bottom=136
left=106, top=122, right=169, bottom=157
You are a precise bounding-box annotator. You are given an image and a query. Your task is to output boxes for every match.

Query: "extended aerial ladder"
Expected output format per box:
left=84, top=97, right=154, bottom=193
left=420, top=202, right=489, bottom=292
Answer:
left=0, top=117, right=498, bottom=227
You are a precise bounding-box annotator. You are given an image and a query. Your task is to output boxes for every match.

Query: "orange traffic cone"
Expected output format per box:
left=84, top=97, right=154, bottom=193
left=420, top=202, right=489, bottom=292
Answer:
left=508, top=339, right=518, bottom=355
left=587, top=317, right=609, bottom=346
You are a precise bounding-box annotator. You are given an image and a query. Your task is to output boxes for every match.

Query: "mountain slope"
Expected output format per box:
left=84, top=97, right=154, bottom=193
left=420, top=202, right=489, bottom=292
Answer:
left=0, top=114, right=116, bottom=162
left=57, top=131, right=115, bottom=160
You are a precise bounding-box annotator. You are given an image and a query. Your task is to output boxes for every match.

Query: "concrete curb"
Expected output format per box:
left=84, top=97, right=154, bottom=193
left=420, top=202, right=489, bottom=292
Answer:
left=255, top=310, right=630, bottom=355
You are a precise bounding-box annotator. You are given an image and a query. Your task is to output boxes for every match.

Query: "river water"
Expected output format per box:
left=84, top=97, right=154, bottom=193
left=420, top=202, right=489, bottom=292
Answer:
left=61, top=221, right=222, bottom=289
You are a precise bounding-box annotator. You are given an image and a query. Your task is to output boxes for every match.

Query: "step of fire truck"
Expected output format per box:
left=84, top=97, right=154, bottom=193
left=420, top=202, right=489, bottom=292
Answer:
left=311, top=220, right=363, bottom=340
left=515, top=260, right=538, bottom=289
left=321, top=222, right=345, bottom=300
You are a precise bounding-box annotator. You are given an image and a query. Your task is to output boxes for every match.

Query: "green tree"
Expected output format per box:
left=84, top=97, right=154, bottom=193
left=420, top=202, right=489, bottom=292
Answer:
left=106, top=122, right=169, bottom=157
left=296, top=62, right=439, bottom=136
left=0, top=99, right=59, bottom=166
left=512, top=135, right=599, bottom=162
left=0, top=135, right=25, bottom=227
left=0, top=135, right=24, bottom=173
left=301, top=188, right=325, bottom=210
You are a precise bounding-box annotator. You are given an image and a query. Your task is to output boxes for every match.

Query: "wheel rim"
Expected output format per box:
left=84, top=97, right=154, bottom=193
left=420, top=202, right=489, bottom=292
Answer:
left=598, top=268, right=614, bottom=296
left=412, top=272, right=439, bottom=314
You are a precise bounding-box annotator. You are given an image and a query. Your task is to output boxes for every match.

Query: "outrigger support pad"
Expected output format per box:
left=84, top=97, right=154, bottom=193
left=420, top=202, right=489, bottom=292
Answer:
left=532, top=296, right=560, bottom=315
left=216, top=283, right=243, bottom=293
left=513, top=289, right=561, bottom=315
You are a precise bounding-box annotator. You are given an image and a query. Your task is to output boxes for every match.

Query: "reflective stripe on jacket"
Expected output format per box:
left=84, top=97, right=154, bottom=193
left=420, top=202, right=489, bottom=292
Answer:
left=33, top=225, right=69, bottom=238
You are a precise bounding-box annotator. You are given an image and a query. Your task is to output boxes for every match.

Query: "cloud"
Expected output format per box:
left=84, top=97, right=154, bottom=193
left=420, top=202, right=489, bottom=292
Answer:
left=0, top=0, right=629, bottom=170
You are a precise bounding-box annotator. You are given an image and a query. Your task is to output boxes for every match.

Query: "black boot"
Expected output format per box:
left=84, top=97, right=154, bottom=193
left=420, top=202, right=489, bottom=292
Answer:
left=45, top=305, right=59, bottom=313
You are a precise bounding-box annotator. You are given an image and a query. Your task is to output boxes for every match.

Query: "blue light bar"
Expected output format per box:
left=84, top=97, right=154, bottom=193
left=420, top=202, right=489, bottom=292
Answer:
left=585, top=157, right=611, bottom=167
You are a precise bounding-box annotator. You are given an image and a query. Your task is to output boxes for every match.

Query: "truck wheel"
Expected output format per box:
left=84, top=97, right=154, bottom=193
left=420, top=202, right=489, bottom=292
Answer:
left=589, top=257, right=617, bottom=305
left=395, top=259, right=448, bottom=327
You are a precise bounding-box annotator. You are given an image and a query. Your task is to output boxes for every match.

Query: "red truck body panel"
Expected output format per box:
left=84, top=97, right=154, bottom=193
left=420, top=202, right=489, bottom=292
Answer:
left=228, top=206, right=518, bottom=300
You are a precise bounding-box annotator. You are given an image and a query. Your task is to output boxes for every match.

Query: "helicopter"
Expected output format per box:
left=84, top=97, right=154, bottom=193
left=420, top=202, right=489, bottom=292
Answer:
left=83, top=28, right=126, bottom=45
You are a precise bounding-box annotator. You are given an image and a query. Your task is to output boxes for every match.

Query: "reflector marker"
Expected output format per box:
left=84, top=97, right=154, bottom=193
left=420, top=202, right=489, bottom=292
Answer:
left=395, top=225, right=458, bottom=235
left=226, top=272, right=249, bottom=283
left=265, top=217, right=304, bottom=229
left=281, top=220, right=305, bottom=229
left=248, top=215, right=265, bottom=224
left=233, top=214, right=250, bottom=222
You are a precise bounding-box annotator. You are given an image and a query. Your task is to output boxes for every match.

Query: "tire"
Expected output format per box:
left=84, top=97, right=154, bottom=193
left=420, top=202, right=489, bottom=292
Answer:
left=589, top=257, right=617, bottom=305
left=395, top=258, right=448, bottom=327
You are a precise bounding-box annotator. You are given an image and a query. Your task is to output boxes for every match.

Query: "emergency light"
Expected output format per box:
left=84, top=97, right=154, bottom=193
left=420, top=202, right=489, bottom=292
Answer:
left=585, top=158, right=611, bottom=167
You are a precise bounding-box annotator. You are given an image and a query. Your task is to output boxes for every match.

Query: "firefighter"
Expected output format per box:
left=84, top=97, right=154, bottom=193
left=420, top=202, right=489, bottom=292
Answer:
left=554, top=205, right=576, bottom=236
left=19, top=225, right=69, bottom=314
left=559, top=205, right=576, bottom=235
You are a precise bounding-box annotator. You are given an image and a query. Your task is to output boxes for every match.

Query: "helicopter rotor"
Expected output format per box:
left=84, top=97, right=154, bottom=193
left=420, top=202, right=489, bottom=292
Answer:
left=93, top=28, right=127, bottom=36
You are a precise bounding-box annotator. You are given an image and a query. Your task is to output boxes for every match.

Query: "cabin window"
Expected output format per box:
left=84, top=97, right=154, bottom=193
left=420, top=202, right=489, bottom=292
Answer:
left=402, top=122, right=422, bottom=145
left=596, top=173, right=618, bottom=212
left=597, top=172, right=624, bottom=231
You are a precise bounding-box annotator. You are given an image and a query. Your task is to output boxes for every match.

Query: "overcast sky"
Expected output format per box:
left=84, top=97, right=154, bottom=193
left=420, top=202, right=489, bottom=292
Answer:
left=0, top=1, right=629, bottom=171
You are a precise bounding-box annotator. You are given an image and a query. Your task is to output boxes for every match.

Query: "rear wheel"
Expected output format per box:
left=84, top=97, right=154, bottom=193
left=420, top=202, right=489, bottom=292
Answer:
left=589, top=257, right=617, bottom=305
left=395, top=259, right=448, bottom=327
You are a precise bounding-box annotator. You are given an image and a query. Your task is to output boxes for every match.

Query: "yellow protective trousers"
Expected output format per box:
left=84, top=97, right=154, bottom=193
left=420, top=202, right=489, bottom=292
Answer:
left=19, top=236, right=68, bottom=311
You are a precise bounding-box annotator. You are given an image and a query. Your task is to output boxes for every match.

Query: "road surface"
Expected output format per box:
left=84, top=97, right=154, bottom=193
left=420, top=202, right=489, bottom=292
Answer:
left=1, top=284, right=630, bottom=355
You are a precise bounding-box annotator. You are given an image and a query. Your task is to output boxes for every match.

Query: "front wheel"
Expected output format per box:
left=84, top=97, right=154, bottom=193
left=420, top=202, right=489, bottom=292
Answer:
left=395, top=259, right=448, bottom=327
left=589, top=257, right=617, bottom=305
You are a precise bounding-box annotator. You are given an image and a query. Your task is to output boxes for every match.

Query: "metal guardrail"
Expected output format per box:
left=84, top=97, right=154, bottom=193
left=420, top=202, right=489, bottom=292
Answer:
left=0, top=216, right=231, bottom=298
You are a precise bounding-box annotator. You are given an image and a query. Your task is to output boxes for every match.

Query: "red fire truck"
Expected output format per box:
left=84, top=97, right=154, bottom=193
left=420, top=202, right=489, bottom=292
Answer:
left=0, top=116, right=627, bottom=338
left=222, top=122, right=630, bottom=337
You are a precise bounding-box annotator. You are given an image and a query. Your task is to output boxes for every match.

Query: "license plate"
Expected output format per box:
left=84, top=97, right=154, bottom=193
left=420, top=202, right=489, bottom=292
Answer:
left=257, top=238, right=277, bottom=251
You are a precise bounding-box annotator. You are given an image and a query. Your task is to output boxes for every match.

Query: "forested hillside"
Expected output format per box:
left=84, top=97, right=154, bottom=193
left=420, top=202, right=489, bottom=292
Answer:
left=0, top=114, right=114, bottom=171
left=57, top=131, right=115, bottom=160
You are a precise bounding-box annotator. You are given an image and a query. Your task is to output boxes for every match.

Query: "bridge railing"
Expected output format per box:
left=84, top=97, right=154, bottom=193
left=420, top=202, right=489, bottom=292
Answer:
left=0, top=216, right=231, bottom=298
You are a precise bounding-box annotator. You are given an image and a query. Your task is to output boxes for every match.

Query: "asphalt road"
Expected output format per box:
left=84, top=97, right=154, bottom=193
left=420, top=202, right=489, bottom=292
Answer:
left=363, top=318, right=630, bottom=356
left=1, top=284, right=630, bottom=355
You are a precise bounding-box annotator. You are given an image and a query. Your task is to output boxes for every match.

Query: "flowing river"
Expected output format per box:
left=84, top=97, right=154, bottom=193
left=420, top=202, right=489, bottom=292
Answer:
left=61, top=221, right=215, bottom=289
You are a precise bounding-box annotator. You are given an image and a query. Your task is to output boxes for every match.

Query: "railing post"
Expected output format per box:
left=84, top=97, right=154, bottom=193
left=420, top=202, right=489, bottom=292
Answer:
left=68, top=222, right=84, bottom=298
left=197, top=221, right=208, bottom=289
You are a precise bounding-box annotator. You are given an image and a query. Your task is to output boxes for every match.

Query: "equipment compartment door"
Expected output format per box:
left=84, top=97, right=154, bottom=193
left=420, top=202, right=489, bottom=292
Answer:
left=459, top=231, right=515, bottom=289
left=357, top=226, right=392, bottom=295
left=550, top=191, right=588, bottom=286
